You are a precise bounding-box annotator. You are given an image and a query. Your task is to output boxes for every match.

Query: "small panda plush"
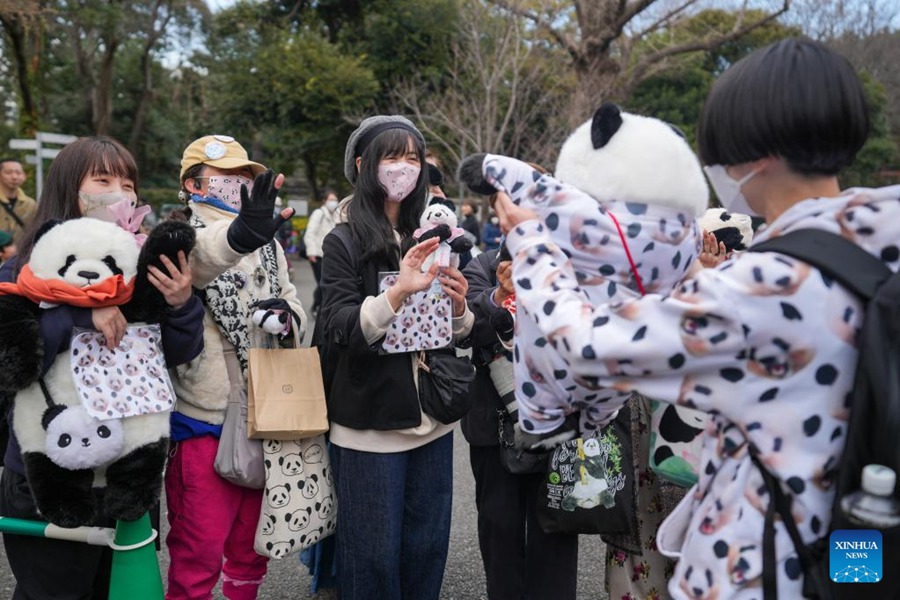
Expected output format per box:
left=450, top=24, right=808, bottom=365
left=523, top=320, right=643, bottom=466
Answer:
left=411, top=203, right=473, bottom=271
left=0, top=217, right=195, bottom=527
left=458, top=103, right=708, bottom=448
left=698, top=208, right=754, bottom=255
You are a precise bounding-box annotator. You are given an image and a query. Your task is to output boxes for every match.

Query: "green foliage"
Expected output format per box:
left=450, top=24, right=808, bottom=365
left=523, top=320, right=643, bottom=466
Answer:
left=202, top=5, right=379, bottom=193
left=841, top=72, right=898, bottom=187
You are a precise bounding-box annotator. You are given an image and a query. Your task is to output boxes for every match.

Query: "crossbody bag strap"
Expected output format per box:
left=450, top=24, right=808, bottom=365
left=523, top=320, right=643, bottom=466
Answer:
left=0, top=200, right=25, bottom=229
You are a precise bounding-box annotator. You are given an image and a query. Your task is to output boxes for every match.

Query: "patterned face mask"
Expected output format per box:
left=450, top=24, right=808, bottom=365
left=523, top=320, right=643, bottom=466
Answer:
left=378, top=161, right=420, bottom=203
left=204, top=175, right=254, bottom=211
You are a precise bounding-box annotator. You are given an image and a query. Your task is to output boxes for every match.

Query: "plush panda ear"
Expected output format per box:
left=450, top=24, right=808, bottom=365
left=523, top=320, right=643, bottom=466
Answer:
left=591, top=103, right=623, bottom=149
left=33, top=219, right=63, bottom=245
left=41, top=405, right=66, bottom=430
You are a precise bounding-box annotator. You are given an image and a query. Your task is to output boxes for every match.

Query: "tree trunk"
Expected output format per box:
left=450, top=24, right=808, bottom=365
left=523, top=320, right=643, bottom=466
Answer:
left=93, top=41, right=118, bottom=135
left=0, top=13, right=38, bottom=133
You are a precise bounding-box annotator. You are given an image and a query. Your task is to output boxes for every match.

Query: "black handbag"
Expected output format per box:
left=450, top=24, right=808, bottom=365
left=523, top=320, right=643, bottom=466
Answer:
left=417, top=349, right=476, bottom=424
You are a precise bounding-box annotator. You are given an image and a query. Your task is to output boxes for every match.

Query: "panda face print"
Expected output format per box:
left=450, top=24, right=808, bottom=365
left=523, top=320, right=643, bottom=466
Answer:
left=260, top=514, right=277, bottom=535
left=265, top=539, right=295, bottom=559
left=679, top=312, right=731, bottom=356
left=285, top=507, right=312, bottom=531
left=679, top=564, right=719, bottom=600
left=316, top=495, right=335, bottom=520
left=279, top=453, right=304, bottom=476
left=44, top=406, right=125, bottom=470
left=300, top=474, right=319, bottom=499
left=266, top=483, right=291, bottom=508
left=263, top=439, right=283, bottom=454
left=745, top=337, right=813, bottom=380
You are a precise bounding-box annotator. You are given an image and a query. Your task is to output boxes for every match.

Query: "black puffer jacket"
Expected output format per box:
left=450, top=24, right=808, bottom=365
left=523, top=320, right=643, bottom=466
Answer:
left=460, top=249, right=509, bottom=447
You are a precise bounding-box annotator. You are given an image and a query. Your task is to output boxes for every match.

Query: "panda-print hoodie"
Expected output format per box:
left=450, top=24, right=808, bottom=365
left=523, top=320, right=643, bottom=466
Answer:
left=505, top=185, right=900, bottom=599
left=477, top=154, right=700, bottom=434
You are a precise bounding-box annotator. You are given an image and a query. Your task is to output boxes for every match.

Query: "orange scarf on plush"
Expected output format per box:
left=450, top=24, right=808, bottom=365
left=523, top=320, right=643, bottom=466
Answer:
left=0, top=264, right=134, bottom=307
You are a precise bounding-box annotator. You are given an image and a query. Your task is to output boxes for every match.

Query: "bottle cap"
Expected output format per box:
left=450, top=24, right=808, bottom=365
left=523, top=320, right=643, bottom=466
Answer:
left=862, top=464, right=896, bottom=497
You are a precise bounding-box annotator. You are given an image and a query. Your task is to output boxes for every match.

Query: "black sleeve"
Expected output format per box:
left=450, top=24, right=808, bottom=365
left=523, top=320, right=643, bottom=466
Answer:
left=462, top=250, right=507, bottom=363
left=318, top=228, right=374, bottom=354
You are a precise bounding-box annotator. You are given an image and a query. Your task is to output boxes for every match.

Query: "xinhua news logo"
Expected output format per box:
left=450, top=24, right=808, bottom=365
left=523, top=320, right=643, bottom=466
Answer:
left=830, top=530, right=882, bottom=584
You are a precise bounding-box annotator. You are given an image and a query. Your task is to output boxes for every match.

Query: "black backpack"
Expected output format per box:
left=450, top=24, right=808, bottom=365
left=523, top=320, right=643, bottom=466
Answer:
left=749, top=229, right=900, bottom=600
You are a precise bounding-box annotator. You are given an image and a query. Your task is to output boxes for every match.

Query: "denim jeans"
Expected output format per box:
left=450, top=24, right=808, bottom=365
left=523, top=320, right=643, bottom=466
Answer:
left=331, top=432, right=453, bottom=600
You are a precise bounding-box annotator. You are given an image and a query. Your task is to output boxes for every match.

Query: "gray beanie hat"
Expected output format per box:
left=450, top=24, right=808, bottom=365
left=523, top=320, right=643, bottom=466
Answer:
left=344, top=115, right=426, bottom=185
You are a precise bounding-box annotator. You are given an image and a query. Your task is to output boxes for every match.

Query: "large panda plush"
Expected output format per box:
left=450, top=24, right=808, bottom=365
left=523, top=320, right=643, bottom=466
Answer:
left=458, top=103, right=708, bottom=448
left=0, top=217, right=195, bottom=527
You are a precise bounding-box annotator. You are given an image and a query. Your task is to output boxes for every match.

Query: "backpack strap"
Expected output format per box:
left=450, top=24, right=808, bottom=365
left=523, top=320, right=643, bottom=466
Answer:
left=750, top=450, right=828, bottom=600
left=750, top=229, right=890, bottom=300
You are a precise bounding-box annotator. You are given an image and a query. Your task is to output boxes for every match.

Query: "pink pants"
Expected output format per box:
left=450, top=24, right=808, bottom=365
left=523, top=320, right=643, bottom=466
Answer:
left=165, top=435, right=268, bottom=600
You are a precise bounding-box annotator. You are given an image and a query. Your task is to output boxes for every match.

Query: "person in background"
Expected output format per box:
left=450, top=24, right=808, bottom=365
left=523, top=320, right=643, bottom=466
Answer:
left=318, top=115, right=473, bottom=600
left=166, top=134, right=307, bottom=600
left=459, top=200, right=481, bottom=247
left=482, top=209, right=502, bottom=252
left=304, top=189, right=339, bottom=316
left=0, top=158, right=37, bottom=243
left=0, top=230, right=16, bottom=264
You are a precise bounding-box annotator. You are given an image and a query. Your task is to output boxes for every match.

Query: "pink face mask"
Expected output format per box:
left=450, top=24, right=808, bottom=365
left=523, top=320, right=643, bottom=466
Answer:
left=205, top=175, right=254, bottom=211
left=378, top=162, right=420, bottom=203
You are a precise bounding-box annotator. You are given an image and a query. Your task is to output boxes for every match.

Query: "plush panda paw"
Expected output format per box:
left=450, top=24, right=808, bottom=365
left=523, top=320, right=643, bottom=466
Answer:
left=0, top=295, right=43, bottom=391
left=104, top=439, right=168, bottom=522
left=24, top=452, right=97, bottom=527
left=457, top=153, right=497, bottom=195
left=514, top=414, right=580, bottom=453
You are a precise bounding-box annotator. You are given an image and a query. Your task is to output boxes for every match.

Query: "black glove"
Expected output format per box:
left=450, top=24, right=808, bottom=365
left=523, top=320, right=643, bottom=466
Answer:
left=227, top=170, right=294, bottom=254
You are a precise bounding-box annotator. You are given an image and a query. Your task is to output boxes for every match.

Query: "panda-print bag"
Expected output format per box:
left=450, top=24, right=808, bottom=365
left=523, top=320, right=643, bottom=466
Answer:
left=254, top=434, right=337, bottom=559
left=647, top=400, right=707, bottom=487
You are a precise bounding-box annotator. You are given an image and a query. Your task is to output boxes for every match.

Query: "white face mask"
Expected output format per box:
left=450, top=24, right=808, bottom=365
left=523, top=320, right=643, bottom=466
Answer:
left=204, top=175, right=254, bottom=211
left=325, top=199, right=339, bottom=211
left=378, top=161, right=420, bottom=203
left=703, top=165, right=758, bottom=216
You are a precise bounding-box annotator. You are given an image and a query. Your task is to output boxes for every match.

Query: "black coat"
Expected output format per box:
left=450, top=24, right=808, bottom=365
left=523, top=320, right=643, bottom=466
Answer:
left=318, top=224, right=423, bottom=430
left=459, top=249, right=508, bottom=447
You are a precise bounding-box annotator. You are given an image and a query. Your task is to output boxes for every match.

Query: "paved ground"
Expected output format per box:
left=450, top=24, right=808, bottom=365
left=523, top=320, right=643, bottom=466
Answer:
left=0, top=255, right=610, bottom=599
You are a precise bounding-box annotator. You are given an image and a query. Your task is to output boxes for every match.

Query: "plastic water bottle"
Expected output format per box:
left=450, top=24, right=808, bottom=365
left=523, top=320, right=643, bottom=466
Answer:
left=840, top=465, right=900, bottom=528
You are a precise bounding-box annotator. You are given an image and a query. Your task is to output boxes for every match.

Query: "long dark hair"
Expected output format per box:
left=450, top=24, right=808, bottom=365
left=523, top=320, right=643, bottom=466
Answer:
left=348, top=128, right=426, bottom=267
left=17, top=136, right=139, bottom=264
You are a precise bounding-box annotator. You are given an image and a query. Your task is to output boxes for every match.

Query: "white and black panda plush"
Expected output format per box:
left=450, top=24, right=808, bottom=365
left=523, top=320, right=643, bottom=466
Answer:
left=0, top=217, right=195, bottom=527
left=698, top=207, right=754, bottom=255
left=457, top=103, right=708, bottom=448
left=410, top=203, right=473, bottom=271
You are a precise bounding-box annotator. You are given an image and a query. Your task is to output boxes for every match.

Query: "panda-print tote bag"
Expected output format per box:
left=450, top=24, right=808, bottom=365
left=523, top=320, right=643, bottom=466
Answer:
left=254, top=434, right=337, bottom=559
left=378, top=272, right=453, bottom=353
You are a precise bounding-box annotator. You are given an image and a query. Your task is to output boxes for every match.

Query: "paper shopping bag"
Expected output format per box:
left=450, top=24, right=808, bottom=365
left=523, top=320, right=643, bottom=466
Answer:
left=247, top=346, right=329, bottom=440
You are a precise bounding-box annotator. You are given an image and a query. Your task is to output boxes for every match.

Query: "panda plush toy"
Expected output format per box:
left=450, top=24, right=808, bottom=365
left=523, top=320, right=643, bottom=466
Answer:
left=410, top=203, right=473, bottom=271
left=698, top=207, right=754, bottom=256
left=458, top=103, right=708, bottom=448
left=0, top=217, right=195, bottom=527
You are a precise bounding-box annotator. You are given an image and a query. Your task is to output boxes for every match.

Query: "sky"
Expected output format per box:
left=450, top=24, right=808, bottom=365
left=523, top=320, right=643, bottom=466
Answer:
left=205, top=0, right=237, bottom=12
